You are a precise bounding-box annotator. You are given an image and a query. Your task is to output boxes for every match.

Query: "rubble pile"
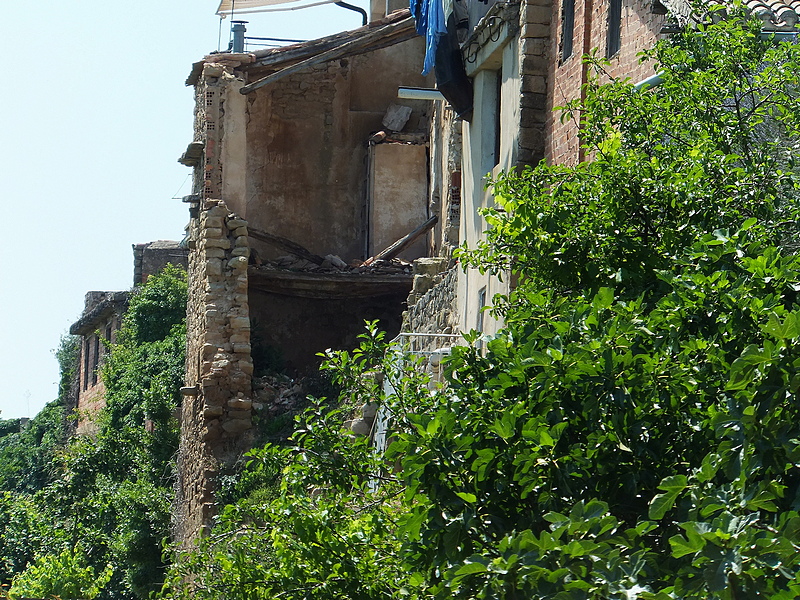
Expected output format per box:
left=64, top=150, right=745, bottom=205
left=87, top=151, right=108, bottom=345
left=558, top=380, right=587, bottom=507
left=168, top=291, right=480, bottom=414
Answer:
left=252, top=374, right=308, bottom=418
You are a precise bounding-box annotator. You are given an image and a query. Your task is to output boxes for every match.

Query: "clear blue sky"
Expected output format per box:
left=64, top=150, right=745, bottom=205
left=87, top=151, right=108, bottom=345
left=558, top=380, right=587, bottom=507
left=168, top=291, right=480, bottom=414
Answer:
left=0, top=0, right=374, bottom=420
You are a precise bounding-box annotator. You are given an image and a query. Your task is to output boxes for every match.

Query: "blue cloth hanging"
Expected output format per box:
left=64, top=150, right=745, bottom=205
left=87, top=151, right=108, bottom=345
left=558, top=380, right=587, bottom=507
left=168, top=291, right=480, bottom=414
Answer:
left=410, top=0, right=448, bottom=75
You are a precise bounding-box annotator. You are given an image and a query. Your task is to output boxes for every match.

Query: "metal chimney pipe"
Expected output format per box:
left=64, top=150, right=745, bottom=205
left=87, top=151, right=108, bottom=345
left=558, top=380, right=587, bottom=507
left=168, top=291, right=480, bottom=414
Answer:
left=231, top=21, right=247, bottom=53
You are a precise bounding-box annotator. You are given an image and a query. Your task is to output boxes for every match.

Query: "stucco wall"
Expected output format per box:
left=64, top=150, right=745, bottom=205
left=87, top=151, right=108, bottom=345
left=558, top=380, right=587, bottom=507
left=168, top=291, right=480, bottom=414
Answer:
left=368, top=142, right=429, bottom=259
left=459, top=8, right=521, bottom=337
left=242, top=38, right=432, bottom=263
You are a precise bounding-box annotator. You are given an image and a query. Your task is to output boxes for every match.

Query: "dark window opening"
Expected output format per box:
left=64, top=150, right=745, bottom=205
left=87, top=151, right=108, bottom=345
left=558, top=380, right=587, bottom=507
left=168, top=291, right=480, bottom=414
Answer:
left=83, top=338, right=90, bottom=391
left=607, top=0, right=623, bottom=57
left=561, top=0, right=575, bottom=61
left=493, top=73, right=502, bottom=166
left=91, top=335, right=100, bottom=386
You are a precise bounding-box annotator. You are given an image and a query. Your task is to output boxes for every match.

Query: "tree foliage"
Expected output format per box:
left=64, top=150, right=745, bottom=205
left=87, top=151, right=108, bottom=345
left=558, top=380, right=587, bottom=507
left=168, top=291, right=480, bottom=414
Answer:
left=0, top=265, right=187, bottom=600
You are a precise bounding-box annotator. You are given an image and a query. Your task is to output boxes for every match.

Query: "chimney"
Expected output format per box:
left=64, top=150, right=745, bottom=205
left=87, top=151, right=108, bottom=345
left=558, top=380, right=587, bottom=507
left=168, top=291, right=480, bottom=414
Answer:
left=231, top=21, right=247, bottom=53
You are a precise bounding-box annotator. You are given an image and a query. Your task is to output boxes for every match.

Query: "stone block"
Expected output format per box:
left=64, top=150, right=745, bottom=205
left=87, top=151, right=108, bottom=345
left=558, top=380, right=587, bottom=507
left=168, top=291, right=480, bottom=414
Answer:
left=228, top=398, right=253, bottom=410
left=519, top=126, right=545, bottom=151
left=204, top=216, right=224, bottom=228
left=520, top=92, right=547, bottom=110
left=346, top=419, right=372, bottom=436
left=413, top=257, right=449, bottom=276
left=361, top=402, right=379, bottom=421
left=205, top=248, right=226, bottom=259
left=229, top=316, right=250, bottom=331
left=239, top=360, right=254, bottom=376
left=522, top=74, right=547, bottom=94
left=521, top=37, right=547, bottom=56
left=204, top=405, right=224, bottom=418
left=228, top=256, right=248, bottom=271
left=520, top=108, right=548, bottom=128
left=231, top=247, right=250, bottom=257
left=206, top=259, right=222, bottom=277
left=233, top=343, right=252, bottom=354
left=205, top=238, right=231, bottom=250
left=211, top=358, right=231, bottom=373
left=522, top=23, right=550, bottom=37
left=523, top=4, right=552, bottom=23
left=232, top=226, right=248, bottom=237
left=227, top=217, right=247, bottom=229
left=204, top=228, right=224, bottom=239
left=208, top=205, right=228, bottom=217
left=222, top=418, right=252, bottom=434
left=521, top=54, right=549, bottom=77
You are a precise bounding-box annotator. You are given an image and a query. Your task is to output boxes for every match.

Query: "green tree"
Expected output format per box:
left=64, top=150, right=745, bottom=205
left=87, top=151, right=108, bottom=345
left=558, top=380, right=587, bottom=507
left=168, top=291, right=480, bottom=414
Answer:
left=0, top=266, right=187, bottom=600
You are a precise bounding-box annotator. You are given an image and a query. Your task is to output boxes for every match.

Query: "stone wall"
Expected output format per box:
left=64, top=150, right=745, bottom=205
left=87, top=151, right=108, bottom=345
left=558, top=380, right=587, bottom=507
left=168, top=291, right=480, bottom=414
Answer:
left=175, top=198, right=254, bottom=546
left=69, top=291, right=128, bottom=436
left=404, top=260, right=459, bottom=347
left=133, top=240, right=189, bottom=285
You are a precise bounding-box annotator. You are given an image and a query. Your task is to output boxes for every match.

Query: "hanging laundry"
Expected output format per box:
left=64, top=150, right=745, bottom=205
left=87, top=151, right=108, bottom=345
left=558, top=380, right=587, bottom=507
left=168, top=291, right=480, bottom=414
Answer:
left=410, top=0, right=447, bottom=74
left=434, top=0, right=473, bottom=119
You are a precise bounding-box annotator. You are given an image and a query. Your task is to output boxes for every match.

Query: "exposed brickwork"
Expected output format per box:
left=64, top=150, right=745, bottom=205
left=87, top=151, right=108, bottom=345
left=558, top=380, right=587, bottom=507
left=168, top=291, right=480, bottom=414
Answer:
left=547, top=0, right=667, bottom=164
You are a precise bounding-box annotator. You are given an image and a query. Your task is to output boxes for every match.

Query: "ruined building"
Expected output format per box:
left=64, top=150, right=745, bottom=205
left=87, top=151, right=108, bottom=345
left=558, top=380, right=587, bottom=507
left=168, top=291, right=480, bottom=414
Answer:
left=176, top=0, right=800, bottom=542
left=173, top=0, right=664, bottom=542
left=68, top=241, right=188, bottom=435
left=175, top=4, right=433, bottom=543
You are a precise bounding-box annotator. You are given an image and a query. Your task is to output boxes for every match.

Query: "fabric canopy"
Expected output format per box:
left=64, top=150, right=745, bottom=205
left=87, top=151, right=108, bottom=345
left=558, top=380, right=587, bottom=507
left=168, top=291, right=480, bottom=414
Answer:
left=217, top=0, right=312, bottom=15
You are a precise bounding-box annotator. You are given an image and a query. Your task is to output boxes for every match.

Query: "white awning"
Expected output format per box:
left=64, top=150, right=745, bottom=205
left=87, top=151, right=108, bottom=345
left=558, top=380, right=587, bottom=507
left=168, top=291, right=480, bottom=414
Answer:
left=217, top=0, right=337, bottom=15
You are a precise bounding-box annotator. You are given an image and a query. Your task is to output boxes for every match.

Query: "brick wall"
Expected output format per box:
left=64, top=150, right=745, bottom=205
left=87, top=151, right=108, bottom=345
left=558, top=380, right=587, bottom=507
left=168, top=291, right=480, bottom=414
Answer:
left=546, top=0, right=667, bottom=164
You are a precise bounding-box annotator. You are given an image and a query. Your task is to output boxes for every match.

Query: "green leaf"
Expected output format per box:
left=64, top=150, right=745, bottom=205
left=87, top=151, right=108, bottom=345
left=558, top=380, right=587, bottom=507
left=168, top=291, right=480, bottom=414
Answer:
left=454, top=561, right=488, bottom=576
left=649, top=475, right=687, bottom=519
left=593, top=287, right=615, bottom=310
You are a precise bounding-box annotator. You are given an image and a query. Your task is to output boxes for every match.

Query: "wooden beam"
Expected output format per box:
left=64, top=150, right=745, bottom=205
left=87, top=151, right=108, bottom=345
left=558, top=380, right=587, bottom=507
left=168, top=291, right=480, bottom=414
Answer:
left=240, top=16, right=415, bottom=94
left=248, top=267, right=412, bottom=299
left=364, top=215, right=438, bottom=266
left=248, top=227, right=326, bottom=266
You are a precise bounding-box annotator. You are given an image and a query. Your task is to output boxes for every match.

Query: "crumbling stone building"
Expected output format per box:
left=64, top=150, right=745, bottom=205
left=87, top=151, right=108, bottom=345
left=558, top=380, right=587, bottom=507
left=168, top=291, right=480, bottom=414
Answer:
left=175, top=5, right=435, bottom=543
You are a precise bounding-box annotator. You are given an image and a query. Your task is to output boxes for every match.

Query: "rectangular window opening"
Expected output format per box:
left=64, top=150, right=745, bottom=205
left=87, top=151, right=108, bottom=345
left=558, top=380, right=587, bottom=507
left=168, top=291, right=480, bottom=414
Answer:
left=91, top=335, right=100, bottom=387
left=561, top=0, right=575, bottom=61
left=83, top=338, right=90, bottom=391
left=607, top=0, right=623, bottom=57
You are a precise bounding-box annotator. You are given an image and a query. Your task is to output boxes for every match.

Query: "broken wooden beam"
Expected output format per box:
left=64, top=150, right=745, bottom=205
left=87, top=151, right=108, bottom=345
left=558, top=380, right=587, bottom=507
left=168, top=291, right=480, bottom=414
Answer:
left=239, top=16, right=415, bottom=94
left=248, top=227, right=326, bottom=266
left=364, top=215, right=438, bottom=266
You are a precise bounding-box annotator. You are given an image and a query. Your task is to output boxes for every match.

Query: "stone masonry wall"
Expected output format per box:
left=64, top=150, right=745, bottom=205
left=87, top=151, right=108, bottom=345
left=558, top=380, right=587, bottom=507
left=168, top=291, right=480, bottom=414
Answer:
left=518, top=0, right=551, bottom=168
left=175, top=198, right=254, bottom=546
left=404, top=260, right=459, bottom=346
